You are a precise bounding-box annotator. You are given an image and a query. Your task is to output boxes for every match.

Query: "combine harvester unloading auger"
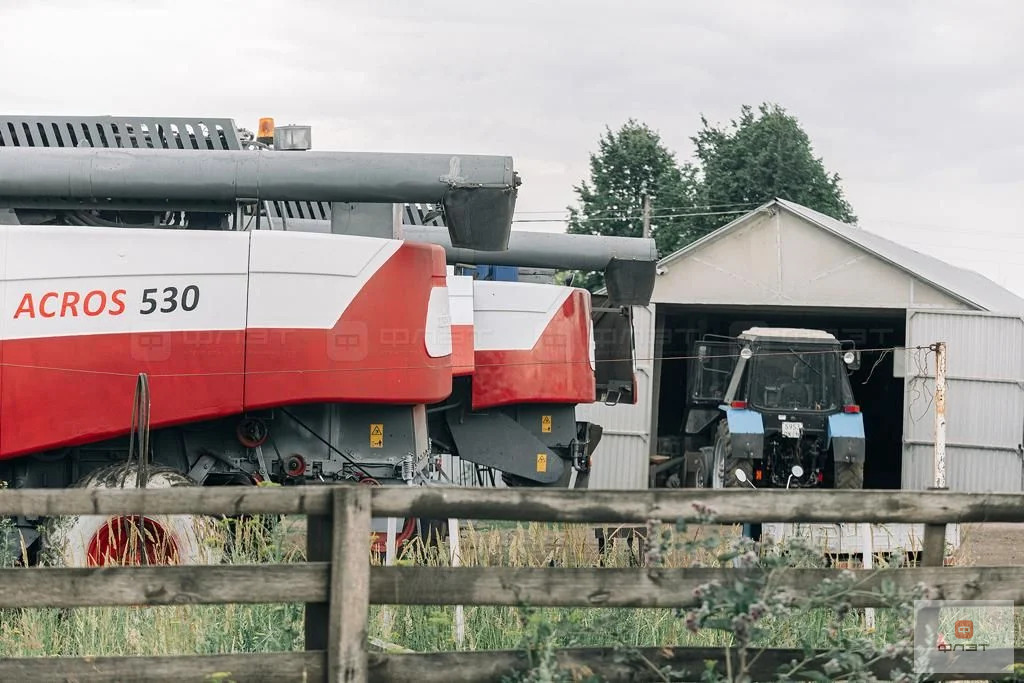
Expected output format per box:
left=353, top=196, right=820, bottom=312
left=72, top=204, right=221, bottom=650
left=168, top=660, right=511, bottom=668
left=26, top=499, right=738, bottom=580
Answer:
left=0, top=115, right=657, bottom=564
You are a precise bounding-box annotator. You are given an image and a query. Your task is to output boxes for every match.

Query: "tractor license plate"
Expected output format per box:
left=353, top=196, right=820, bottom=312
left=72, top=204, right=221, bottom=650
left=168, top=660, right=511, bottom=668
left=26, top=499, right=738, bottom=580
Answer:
left=781, top=421, right=802, bottom=438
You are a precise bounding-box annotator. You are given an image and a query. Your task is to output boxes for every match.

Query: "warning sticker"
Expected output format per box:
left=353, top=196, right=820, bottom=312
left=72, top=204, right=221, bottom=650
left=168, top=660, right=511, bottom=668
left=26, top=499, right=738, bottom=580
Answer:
left=370, top=423, right=383, bottom=449
left=541, top=415, right=552, bottom=433
left=536, top=453, right=547, bottom=472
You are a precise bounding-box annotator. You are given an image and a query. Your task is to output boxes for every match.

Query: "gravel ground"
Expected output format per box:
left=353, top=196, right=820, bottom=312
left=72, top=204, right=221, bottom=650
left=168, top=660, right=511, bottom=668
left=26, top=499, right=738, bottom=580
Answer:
left=956, top=522, right=1024, bottom=566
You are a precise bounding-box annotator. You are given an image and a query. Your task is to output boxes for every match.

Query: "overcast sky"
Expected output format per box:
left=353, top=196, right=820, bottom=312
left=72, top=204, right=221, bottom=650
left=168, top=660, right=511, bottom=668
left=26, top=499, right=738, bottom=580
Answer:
left=5, top=0, right=1024, bottom=294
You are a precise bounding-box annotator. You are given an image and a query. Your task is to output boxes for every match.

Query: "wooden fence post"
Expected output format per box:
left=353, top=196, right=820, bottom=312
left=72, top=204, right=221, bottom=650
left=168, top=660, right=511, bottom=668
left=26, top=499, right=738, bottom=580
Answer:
left=305, top=508, right=333, bottom=652
left=328, top=485, right=372, bottom=682
left=921, top=524, right=946, bottom=568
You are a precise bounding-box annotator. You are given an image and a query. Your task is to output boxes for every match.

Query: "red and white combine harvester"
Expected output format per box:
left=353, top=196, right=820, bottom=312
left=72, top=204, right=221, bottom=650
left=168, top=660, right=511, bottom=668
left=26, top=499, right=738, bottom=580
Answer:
left=0, top=115, right=656, bottom=565
left=436, top=270, right=599, bottom=488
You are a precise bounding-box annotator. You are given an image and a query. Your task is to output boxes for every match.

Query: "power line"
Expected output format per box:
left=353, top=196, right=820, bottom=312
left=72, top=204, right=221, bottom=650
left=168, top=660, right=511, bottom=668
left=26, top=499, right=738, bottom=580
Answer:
left=514, top=201, right=762, bottom=216
left=0, top=344, right=929, bottom=379
left=513, top=208, right=750, bottom=224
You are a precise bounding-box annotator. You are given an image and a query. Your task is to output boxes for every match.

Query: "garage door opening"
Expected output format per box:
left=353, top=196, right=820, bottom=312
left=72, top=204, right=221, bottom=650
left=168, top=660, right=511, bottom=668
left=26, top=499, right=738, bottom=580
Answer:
left=653, top=305, right=905, bottom=489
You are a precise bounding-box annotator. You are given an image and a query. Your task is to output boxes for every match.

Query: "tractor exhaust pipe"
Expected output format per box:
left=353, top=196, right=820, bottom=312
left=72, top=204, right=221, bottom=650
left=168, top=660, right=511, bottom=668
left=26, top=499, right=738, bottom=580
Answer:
left=0, top=147, right=518, bottom=251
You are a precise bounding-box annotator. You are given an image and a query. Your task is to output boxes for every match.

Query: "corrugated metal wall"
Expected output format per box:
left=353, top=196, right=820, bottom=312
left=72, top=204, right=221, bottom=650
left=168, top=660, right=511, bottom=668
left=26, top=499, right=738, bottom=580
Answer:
left=577, top=304, right=655, bottom=489
left=437, top=452, right=505, bottom=488
left=902, top=309, right=1024, bottom=492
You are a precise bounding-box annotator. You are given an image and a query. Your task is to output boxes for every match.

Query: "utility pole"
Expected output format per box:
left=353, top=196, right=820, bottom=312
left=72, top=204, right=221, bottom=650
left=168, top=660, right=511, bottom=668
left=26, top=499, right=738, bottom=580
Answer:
left=916, top=340, right=947, bottom=660
left=642, top=195, right=651, bottom=238
left=933, top=341, right=947, bottom=489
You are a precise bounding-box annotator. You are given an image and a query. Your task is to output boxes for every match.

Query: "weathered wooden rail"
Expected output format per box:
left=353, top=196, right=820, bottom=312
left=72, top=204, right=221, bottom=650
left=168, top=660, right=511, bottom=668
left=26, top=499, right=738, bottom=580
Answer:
left=0, top=486, right=1021, bottom=681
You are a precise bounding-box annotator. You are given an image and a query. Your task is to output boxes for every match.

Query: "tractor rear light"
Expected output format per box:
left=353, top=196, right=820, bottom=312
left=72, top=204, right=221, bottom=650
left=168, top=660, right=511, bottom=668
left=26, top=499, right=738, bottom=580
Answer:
left=843, top=405, right=860, bottom=413
left=730, top=400, right=747, bottom=409
left=817, top=471, right=824, bottom=482
left=754, top=469, right=762, bottom=481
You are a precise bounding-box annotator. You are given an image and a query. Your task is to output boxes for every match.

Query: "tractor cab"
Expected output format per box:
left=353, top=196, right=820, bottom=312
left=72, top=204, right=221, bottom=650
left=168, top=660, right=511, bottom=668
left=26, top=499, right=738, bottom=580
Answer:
left=681, top=327, right=865, bottom=489
left=728, top=327, right=858, bottom=413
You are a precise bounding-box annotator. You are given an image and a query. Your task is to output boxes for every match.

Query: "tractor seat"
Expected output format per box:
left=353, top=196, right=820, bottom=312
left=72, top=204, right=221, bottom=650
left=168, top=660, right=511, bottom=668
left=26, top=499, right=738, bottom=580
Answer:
left=779, top=363, right=811, bottom=406
left=779, top=382, right=811, bottom=406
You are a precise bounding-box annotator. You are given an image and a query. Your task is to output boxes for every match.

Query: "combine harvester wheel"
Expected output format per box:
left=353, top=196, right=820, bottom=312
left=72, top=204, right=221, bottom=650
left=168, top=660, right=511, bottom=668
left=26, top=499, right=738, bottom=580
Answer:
left=42, top=462, right=220, bottom=567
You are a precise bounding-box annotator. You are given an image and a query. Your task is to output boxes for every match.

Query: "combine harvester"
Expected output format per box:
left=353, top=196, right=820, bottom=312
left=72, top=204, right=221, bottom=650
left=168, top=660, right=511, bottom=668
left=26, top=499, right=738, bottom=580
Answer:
left=252, top=127, right=654, bottom=480
left=255, top=120, right=655, bottom=549
left=0, top=115, right=656, bottom=564
left=268, top=204, right=636, bottom=492
left=435, top=269, right=601, bottom=491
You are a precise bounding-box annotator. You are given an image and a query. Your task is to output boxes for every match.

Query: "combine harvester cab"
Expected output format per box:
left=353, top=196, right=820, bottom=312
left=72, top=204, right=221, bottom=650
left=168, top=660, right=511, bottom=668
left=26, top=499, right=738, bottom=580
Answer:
left=430, top=269, right=602, bottom=489
left=0, top=114, right=520, bottom=564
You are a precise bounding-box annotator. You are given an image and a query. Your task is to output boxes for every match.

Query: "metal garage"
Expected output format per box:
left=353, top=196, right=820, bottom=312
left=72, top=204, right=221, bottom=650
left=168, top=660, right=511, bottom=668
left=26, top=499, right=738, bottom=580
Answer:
left=579, top=198, right=1024, bottom=492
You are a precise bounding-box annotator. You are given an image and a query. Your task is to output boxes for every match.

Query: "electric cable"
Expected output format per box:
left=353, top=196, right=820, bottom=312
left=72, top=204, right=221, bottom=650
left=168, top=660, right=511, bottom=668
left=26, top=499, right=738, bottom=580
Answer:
left=514, top=208, right=750, bottom=224
left=0, top=344, right=933, bottom=379
left=515, top=200, right=761, bottom=217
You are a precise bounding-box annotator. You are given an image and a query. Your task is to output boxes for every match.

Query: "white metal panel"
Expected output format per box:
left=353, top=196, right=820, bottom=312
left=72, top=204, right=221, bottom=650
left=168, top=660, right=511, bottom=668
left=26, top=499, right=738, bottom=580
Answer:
left=4, top=225, right=250, bottom=339
left=247, top=230, right=401, bottom=329
left=902, top=445, right=1022, bottom=492
left=472, top=280, right=571, bottom=351
left=653, top=211, right=968, bottom=310
left=762, top=521, right=961, bottom=555
left=577, top=304, right=655, bottom=489
left=903, top=309, right=1024, bottom=491
left=445, top=272, right=474, bottom=326
left=777, top=199, right=1024, bottom=315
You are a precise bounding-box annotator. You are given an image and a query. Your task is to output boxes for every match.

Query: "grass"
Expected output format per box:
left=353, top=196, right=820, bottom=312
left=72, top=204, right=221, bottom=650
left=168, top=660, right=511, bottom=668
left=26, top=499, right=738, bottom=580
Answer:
left=0, top=513, right=1020, bottom=670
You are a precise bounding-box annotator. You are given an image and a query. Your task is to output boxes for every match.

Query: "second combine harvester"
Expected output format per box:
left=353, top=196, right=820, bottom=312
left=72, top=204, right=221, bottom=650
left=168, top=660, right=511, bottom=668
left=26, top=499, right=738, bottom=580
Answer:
left=0, top=115, right=656, bottom=565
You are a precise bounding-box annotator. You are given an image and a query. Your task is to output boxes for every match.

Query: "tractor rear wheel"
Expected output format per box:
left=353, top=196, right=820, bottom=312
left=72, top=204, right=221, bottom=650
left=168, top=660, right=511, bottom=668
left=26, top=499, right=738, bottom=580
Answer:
left=834, top=461, right=864, bottom=489
left=712, top=420, right=751, bottom=488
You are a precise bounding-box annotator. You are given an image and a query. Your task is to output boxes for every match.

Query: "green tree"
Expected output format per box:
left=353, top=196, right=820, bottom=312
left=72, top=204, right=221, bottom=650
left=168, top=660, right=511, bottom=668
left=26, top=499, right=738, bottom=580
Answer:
left=564, top=104, right=856, bottom=290
left=563, top=119, right=695, bottom=291
left=660, top=102, right=856, bottom=254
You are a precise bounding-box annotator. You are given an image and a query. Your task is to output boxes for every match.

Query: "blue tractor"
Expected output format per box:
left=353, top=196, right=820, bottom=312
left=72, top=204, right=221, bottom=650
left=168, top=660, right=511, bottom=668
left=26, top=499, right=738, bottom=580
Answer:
left=680, top=327, right=865, bottom=489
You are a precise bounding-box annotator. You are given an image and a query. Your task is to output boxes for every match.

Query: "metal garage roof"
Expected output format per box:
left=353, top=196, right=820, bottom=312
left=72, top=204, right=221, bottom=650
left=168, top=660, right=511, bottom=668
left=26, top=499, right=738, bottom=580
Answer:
left=659, top=198, right=1024, bottom=314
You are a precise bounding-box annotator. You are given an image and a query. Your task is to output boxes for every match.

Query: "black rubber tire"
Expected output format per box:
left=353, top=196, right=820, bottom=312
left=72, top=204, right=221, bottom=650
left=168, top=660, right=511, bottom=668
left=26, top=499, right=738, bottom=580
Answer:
left=715, top=420, right=752, bottom=488
left=416, top=518, right=449, bottom=546
left=834, top=461, right=864, bottom=489
left=681, top=451, right=709, bottom=488
left=683, top=435, right=706, bottom=455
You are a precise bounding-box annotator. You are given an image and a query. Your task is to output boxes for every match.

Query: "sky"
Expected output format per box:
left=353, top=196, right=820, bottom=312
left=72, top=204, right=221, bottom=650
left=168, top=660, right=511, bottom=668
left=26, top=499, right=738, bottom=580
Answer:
left=4, top=0, right=1024, bottom=294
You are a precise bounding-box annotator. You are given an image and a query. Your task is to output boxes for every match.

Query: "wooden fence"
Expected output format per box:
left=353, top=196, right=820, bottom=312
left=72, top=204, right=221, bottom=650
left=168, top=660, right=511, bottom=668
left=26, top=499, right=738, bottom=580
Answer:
left=0, top=486, right=1022, bottom=681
